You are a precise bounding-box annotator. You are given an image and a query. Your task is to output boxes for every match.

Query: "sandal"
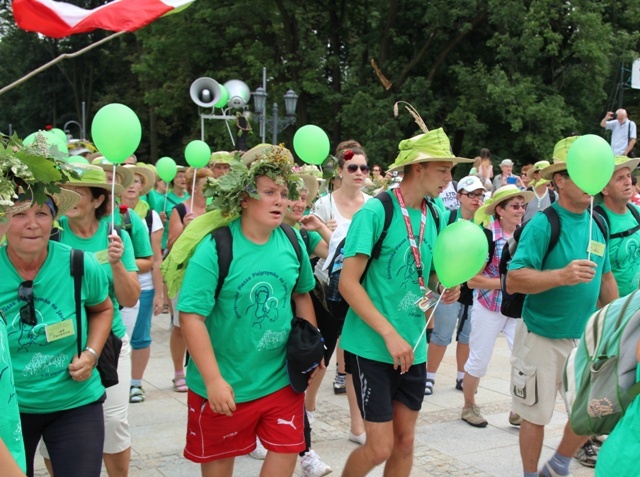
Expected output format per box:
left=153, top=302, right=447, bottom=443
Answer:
left=129, top=386, right=145, bottom=403
left=162, top=304, right=169, bottom=314
left=173, top=377, right=188, bottom=392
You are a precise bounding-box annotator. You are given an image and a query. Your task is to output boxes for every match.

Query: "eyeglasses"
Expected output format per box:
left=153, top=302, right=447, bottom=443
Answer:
left=346, top=164, right=370, bottom=174
left=460, top=192, right=484, bottom=200
left=18, top=280, right=36, bottom=326
left=507, top=203, right=526, bottom=210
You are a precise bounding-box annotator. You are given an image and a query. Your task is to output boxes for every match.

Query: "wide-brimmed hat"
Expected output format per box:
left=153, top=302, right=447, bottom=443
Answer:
left=8, top=188, right=82, bottom=219
left=286, top=317, right=325, bottom=393
left=613, top=155, right=640, bottom=173
left=67, top=139, right=97, bottom=157
left=540, top=136, right=580, bottom=180
left=297, top=174, right=319, bottom=206
left=123, top=165, right=155, bottom=196
left=387, top=128, right=473, bottom=172
left=241, top=144, right=295, bottom=166
left=89, top=156, right=134, bottom=189
left=481, top=185, right=535, bottom=217
left=209, top=151, right=235, bottom=166
left=527, top=160, right=551, bottom=178
left=457, top=175, right=486, bottom=193
left=66, top=164, right=125, bottom=196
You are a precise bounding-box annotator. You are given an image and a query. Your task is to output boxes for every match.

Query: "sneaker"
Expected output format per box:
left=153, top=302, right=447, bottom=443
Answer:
left=591, top=435, right=607, bottom=448
left=461, top=405, right=488, bottom=427
left=249, top=438, right=267, bottom=460
left=348, top=431, right=366, bottom=445
left=574, top=440, right=597, bottom=467
left=508, top=411, right=523, bottom=426
left=300, top=449, right=332, bottom=477
left=424, top=378, right=435, bottom=395
left=333, top=373, right=346, bottom=394
left=455, top=378, right=464, bottom=391
left=129, top=386, right=145, bottom=403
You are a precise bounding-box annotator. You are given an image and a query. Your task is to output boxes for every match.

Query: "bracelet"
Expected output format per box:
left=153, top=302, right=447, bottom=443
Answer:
left=84, top=347, right=99, bottom=368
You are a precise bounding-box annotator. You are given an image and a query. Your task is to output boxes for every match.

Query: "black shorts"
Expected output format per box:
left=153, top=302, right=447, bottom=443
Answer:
left=346, top=351, right=426, bottom=422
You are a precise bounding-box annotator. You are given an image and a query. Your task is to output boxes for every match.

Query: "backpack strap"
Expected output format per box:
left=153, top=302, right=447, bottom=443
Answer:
left=370, top=191, right=394, bottom=260
left=542, top=206, right=561, bottom=260
left=447, top=210, right=458, bottom=226
left=299, top=228, right=310, bottom=252
left=483, top=227, right=496, bottom=264
left=70, top=249, right=84, bottom=358
left=175, top=203, right=188, bottom=224
left=425, top=198, right=440, bottom=235
left=212, top=226, right=233, bottom=300
left=279, top=223, right=303, bottom=292
left=145, top=209, right=153, bottom=234
left=592, top=210, right=609, bottom=240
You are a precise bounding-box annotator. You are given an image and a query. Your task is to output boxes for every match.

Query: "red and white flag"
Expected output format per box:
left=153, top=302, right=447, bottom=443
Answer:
left=12, top=0, right=194, bottom=38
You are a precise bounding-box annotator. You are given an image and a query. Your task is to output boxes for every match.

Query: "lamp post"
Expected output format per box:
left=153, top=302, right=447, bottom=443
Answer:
left=252, top=85, right=298, bottom=145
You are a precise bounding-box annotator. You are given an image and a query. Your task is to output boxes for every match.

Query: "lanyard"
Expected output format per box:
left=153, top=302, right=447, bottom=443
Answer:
left=394, top=188, right=427, bottom=292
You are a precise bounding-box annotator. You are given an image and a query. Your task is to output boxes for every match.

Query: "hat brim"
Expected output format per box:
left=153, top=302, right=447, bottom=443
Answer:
left=387, top=154, right=474, bottom=172
left=51, top=189, right=81, bottom=219
left=66, top=181, right=124, bottom=197
left=485, top=190, right=536, bottom=216
left=241, top=144, right=294, bottom=166
left=614, top=158, right=640, bottom=172
left=540, top=162, right=568, bottom=181
left=298, top=174, right=319, bottom=206
left=94, top=164, right=134, bottom=190
left=124, top=165, right=155, bottom=196
left=286, top=360, right=316, bottom=393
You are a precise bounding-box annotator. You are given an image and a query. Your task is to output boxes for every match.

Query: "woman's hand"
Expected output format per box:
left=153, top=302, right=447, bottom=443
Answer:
left=325, top=218, right=337, bottom=232
left=108, top=233, right=124, bottom=264
left=153, top=293, right=164, bottom=316
left=68, top=351, right=97, bottom=382
left=299, top=214, right=324, bottom=231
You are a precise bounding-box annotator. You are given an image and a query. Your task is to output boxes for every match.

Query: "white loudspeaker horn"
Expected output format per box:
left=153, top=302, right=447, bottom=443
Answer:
left=190, top=77, right=222, bottom=108
left=223, top=80, right=251, bottom=109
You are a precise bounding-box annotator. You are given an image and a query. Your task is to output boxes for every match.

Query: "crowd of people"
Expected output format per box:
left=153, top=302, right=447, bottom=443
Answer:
left=1, top=117, right=640, bottom=477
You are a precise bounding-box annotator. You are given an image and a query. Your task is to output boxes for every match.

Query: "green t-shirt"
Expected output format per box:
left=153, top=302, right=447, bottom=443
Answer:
left=147, top=189, right=164, bottom=215
left=306, top=230, right=322, bottom=256
left=600, top=203, right=640, bottom=297
left=161, top=190, right=190, bottom=249
left=0, top=314, right=26, bottom=472
left=340, top=193, right=442, bottom=364
left=177, top=218, right=316, bottom=403
left=58, top=218, right=138, bottom=338
left=105, top=208, right=153, bottom=259
left=509, top=202, right=611, bottom=339
left=0, top=242, right=108, bottom=414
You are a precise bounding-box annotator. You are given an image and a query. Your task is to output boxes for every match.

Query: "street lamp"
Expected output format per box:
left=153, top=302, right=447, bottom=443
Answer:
left=252, top=85, right=298, bottom=144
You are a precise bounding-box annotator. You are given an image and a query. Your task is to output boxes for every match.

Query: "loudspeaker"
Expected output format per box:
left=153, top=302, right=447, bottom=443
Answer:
left=223, top=80, right=251, bottom=109
left=190, top=77, right=221, bottom=108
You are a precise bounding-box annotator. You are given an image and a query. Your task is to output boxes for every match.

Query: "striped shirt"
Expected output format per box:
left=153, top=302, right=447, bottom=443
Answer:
left=476, top=220, right=510, bottom=312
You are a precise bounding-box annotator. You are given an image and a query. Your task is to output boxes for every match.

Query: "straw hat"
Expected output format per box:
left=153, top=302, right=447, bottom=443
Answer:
left=241, top=144, right=294, bottom=166
left=89, top=155, right=134, bottom=189
left=298, top=174, right=319, bottom=206
left=387, top=128, right=473, bottom=172
left=540, top=137, right=580, bottom=180
left=66, top=164, right=125, bottom=196
left=612, top=155, right=640, bottom=173
left=526, top=160, right=551, bottom=179
left=209, top=151, right=235, bottom=166
left=8, top=189, right=81, bottom=219
left=482, top=185, right=535, bottom=216
left=124, top=164, right=155, bottom=196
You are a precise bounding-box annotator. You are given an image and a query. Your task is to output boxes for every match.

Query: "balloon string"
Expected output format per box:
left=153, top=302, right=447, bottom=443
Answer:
left=413, top=289, right=445, bottom=352
left=587, top=196, right=594, bottom=262
left=163, top=190, right=168, bottom=212
left=190, top=169, right=197, bottom=212
left=111, top=171, right=116, bottom=234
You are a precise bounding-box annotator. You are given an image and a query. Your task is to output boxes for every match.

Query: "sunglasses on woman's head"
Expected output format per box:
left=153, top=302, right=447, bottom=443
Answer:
left=346, top=164, right=370, bottom=173
left=18, top=280, right=36, bottom=326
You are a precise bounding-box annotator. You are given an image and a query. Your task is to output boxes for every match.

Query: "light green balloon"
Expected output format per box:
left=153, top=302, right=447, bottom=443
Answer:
left=215, top=85, right=230, bottom=109
left=68, top=155, right=89, bottom=164
left=433, top=220, right=488, bottom=288
left=22, top=132, right=37, bottom=145
left=156, top=156, right=177, bottom=182
left=293, top=125, right=330, bottom=165
left=91, top=103, right=142, bottom=164
left=567, top=134, right=615, bottom=195
left=50, top=127, right=68, bottom=144
left=44, top=130, right=68, bottom=155
left=185, top=140, right=211, bottom=168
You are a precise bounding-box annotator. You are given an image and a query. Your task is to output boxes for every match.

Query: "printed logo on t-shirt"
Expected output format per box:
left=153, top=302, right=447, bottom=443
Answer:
left=244, top=283, right=280, bottom=328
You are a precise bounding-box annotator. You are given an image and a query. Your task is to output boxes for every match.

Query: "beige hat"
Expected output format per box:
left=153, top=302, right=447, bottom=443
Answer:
left=66, top=164, right=125, bottom=196
left=613, top=155, right=640, bottom=173
left=124, top=165, right=155, bottom=196
left=483, top=185, right=535, bottom=216
left=89, top=156, right=134, bottom=189
left=241, top=144, right=295, bottom=166
left=297, top=174, right=319, bottom=206
left=8, top=189, right=81, bottom=219
left=527, top=160, right=551, bottom=178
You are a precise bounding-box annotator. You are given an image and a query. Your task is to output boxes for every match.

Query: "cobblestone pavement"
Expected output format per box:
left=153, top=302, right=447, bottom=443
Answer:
left=34, top=314, right=596, bottom=476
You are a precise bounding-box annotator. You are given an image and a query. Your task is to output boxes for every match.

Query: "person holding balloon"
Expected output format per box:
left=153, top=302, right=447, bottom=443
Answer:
left=459, top=185, right=534, bottom=428
left=506, top=136, right=619, bottom=477
left=338, top=127, right=471, bottom=477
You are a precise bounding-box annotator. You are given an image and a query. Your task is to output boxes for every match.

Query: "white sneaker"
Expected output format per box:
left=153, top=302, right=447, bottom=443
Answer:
left=249, top=438, right=267, bottom=460
left=300, top=449, right=332, bottom=477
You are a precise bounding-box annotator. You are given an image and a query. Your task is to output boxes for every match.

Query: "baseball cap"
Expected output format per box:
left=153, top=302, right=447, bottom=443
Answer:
left=500, top=159, right=514, bottom=167
left=456, top=175, right=486, bottom=193
left=286, top=318, right=326, bottom=393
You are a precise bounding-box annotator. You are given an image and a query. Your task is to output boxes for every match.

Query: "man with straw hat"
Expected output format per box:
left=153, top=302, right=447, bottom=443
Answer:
left=506, top=137, right=619, bottom=477
left=208, top=151, right=236, bottom=178
left=339, top=124, right=470, bottom=477
left=595, top=155, right=640, bottom=297
left=523, top=160, right=557, bottom=222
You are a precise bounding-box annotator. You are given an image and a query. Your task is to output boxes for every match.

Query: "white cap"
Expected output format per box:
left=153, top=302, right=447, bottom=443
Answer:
left=456, top=175, right=486, bottom=193
left=500, top=158, right=514, bottom=167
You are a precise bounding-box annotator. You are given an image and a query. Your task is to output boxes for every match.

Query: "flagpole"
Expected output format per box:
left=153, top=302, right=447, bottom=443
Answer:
left=0, top=31, right=126, bottom=96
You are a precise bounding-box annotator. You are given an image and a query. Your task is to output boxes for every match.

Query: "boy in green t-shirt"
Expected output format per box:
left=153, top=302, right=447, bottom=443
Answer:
left=176, top=146, right=320, bottom=476
left=339, top=127, right=470, bottom=477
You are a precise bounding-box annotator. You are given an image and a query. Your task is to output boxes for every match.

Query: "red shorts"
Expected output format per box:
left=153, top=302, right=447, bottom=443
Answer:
left=184, top=386, right=305, bottom=463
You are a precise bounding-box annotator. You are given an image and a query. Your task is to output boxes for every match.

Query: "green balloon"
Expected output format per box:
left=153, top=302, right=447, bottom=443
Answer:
left=185, top=140, right=211, bottom=168
left=567, top=134, right=615, bottom=195
left=44, top=130, right=69, bottom=155
left=215, top=85, right=230, bottom=109
left=91, top=103, right=142, bottom=164
left=433, top=221, right=488, bottom=288
left=68, top=155, right=89, bottom=164
left=50, top=127, right=68, bottom=144
left=22, top=132, right=37, bottom=145
left=156, top=156, right=177, bottom=182
left=293, top=125, right=330, bottom=165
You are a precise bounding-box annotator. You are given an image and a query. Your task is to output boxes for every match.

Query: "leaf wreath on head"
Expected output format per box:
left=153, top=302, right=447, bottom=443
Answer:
left=0, top=131, right=76, bottom=222
left=203, top=144, right=301, bottom=216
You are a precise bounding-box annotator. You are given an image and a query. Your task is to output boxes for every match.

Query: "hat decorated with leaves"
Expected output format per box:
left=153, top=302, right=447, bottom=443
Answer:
left=474, top=184, right=534, bottom=225
left=612, top=155, right=640, bottom=173
left=241, top=144, right=295, bottom=166
left=540, top=136, right=580, bottom=180
left=66, top=163, right=125, bottom=196
left=205, top=144, right=300, bottom=216
left=89, top=155, right=134, bottom=189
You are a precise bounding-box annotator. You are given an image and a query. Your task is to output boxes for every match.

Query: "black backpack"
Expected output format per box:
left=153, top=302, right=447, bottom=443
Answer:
left=324, top=191, right=441, bottom=304
left=594, top=204, right=640, bottom=239
left=499, top=207, right=607, bottom=318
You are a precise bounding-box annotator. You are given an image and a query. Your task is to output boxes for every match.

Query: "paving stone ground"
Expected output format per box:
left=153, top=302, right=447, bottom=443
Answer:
left=34, top=314, right=596, bottom=476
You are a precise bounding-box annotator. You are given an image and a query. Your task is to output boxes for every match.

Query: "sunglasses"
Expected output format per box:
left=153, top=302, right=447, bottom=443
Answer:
left=506, top=203, right=526, bottom=210
left=460, top=192, right=484, bottom=200
left=346, top=164, right=370, bottom=174
left=18, top=280, right=36, bottom=326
